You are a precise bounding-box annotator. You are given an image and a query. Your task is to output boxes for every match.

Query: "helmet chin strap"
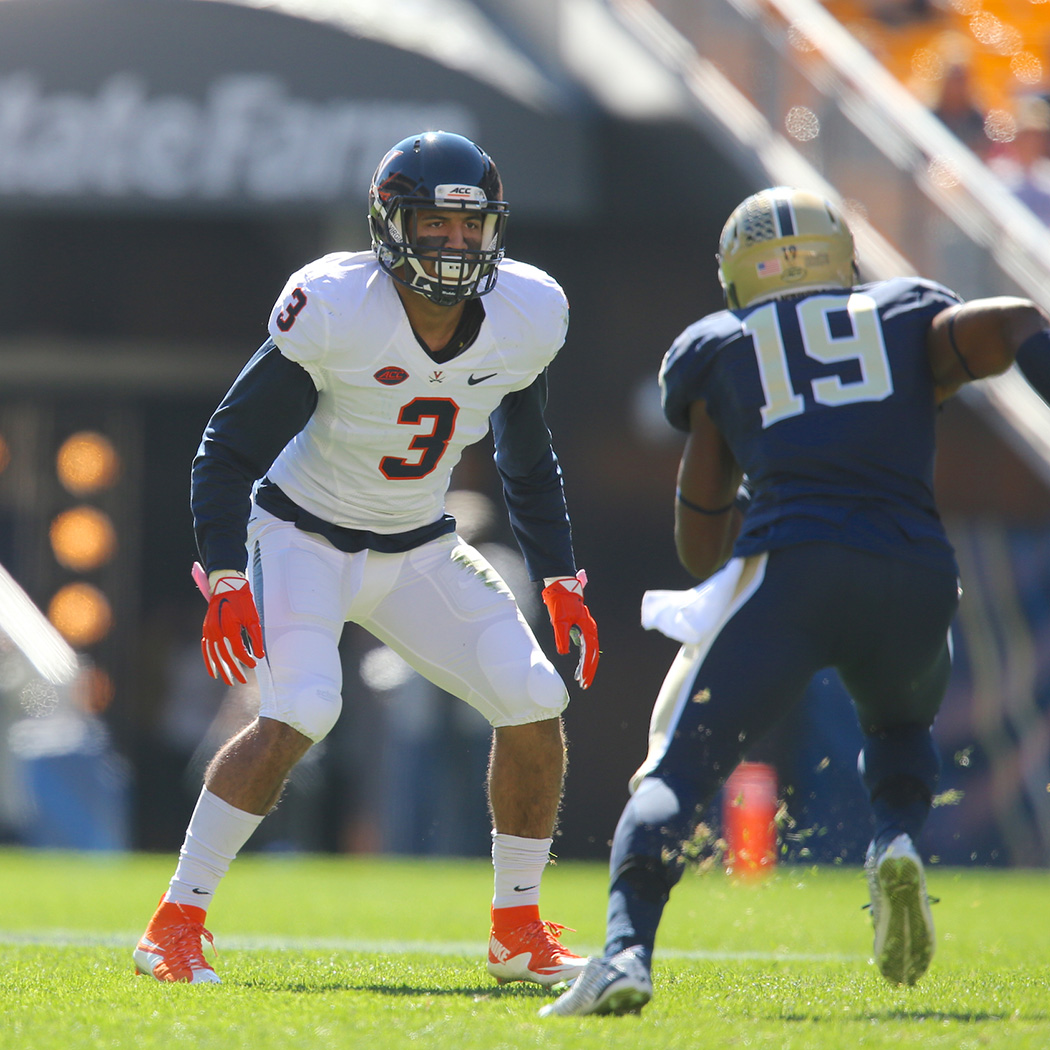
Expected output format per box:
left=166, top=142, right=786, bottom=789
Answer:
left=374, top=200, right=505, bottom=305
left=404, top=253, right=481, bottom=304
left=394, top=208, right=476, bottom=303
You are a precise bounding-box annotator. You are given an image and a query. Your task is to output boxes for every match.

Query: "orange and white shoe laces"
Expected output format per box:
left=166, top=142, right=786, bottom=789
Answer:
left=133, top=900, right=220, bottom=984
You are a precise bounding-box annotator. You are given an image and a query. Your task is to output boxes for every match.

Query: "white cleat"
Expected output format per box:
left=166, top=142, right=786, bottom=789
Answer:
left=865, top=833, right=935, bottom=986
left=538, top=947, right=653, bottom=1017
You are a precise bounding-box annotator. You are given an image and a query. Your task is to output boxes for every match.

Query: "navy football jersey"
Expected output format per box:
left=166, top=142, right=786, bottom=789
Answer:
left=660, top=277, right=962, bottom=574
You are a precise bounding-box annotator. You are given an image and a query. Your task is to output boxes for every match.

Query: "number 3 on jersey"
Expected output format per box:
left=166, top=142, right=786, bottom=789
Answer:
left=744, top=292, right=893, bottom=428
left=380, top=397, right=459, bottom=479
left=275, top=288, right=308, bottom=332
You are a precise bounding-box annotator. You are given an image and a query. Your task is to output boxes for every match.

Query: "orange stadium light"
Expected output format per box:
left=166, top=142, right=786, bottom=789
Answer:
left=47, top=582, right=113, bottom=647
left=49, top=506, right=117, bottom=572
left=55, top=430, right=121, bottom=496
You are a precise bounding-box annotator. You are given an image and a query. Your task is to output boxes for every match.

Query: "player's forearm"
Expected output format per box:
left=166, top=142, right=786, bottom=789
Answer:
left=674, top=503, right=741, bottom=582
left=192, top=341, right=320, bottom=571
left=498, top=456, right=576, bottom=581
left=191, top=447, right=256, bottom=574
left=960, top=298, right=1050, bottom=398
left=930, top=297, right=1050, bottom=397
left=490, top=371, right=577, bottom=580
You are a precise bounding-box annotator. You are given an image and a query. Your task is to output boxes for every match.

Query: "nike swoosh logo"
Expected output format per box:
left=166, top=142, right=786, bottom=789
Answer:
left=191, top=887, right=211, bottom=895
left=513, top=884, right=538, bottom=892
left=467, top=372, right=498, bottom=385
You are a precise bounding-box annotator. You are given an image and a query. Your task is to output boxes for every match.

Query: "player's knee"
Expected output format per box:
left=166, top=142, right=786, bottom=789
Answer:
left=475, top=620, right=567, bottom=724
left=486, top=664, right=566, bottom=728
left=283, top=682, right=343, bottom=742
left=524, top=659, right=568, bottom=717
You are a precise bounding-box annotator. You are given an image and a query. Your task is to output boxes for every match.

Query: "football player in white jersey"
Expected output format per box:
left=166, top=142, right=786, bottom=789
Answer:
left=134, top=131, right=600, bottom=987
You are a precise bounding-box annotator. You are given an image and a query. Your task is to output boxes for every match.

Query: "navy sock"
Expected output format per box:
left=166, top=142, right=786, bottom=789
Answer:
left=870, top=776, right=932, bottom=849
left=859, top=724, right=939, bottom=848
left=602, top=775, right=700, bottom=967
left=604, top=863, right=670, bottom=966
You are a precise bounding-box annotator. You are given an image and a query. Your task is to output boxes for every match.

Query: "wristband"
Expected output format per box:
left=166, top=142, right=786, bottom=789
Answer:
left=676, top=489, right=735, bottom=515
left=947, top=311, right=978, bottom=382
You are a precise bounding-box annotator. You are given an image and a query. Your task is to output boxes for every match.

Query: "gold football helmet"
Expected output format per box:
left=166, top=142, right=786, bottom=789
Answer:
left=717, top=187, right=857, bottom=309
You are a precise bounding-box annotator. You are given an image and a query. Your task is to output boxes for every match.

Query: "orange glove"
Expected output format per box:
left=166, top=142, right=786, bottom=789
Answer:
left=541, top=570, right=599, bottom=689
left=199, top=569, right=265, bottom=686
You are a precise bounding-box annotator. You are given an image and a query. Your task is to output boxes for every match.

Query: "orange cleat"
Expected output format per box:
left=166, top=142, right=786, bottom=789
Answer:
left=133, top=899, right=220, bottom=984
left=487, top=905, right=587, bottom=986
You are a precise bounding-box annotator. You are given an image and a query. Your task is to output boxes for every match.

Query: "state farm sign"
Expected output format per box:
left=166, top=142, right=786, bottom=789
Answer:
left=0, top=73, right=476, bottom=204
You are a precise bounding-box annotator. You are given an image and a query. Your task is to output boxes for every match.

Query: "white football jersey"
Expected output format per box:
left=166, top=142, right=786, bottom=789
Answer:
left=265, top=251, right=568, bottom=534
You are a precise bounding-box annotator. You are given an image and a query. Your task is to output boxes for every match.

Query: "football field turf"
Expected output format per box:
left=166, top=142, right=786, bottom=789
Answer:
left=1, top=848, right=1047, bottom=1049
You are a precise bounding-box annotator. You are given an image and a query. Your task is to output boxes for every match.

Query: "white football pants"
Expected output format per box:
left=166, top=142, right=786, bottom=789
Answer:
left=245, top=505, right=568, bottom=741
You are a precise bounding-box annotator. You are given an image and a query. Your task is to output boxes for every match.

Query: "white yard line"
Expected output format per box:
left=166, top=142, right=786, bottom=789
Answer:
left=0, top=929, right=861, bottom=962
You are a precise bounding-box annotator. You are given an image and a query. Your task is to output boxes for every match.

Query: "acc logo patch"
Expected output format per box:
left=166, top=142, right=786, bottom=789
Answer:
left=374, top=366, right=409, bottom=386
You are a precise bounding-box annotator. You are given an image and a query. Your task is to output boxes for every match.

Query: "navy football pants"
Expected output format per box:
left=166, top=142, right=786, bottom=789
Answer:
left=605, top=543, right=958, bottom=958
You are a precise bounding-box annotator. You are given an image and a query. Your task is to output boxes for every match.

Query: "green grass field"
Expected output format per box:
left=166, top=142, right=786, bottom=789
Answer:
left=1, top=848, right=1047, bottom=1049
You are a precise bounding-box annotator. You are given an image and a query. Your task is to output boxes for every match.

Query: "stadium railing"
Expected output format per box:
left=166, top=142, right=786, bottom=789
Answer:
left=609, top=0, right=1050, bottom=483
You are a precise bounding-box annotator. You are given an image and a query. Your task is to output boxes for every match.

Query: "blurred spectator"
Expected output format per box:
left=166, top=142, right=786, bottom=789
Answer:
left=988, top=96, right=1050, bottom=227
left=1, top=647, right=130, bottom=850
left=863, top=0, right=934, bottom=27
left=931, top=63, right=990, bottom=159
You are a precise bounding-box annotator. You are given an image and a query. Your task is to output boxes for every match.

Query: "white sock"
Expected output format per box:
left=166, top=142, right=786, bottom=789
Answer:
left=491, top=831, right=552, bottom=910
left=164, top=789, right=263, bottom=910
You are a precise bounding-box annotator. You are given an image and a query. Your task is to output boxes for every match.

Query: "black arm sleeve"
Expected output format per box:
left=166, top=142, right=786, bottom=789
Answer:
left=489, top=370, right=577, bottom=581
left=192, top=339, right=319, bottom=572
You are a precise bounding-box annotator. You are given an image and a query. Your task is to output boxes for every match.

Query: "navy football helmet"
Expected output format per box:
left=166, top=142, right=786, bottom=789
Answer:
left=368, top=131, right=509, bottom=306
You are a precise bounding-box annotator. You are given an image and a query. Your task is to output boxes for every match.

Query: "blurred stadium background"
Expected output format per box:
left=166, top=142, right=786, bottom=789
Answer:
left=0, top=0, right=1048, bottom=868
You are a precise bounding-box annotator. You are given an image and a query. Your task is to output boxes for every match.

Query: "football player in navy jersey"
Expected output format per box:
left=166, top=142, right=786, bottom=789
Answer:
left=542, top=186, right=1050, bottom=1016
left=134, top=131, right=599, bottom=986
